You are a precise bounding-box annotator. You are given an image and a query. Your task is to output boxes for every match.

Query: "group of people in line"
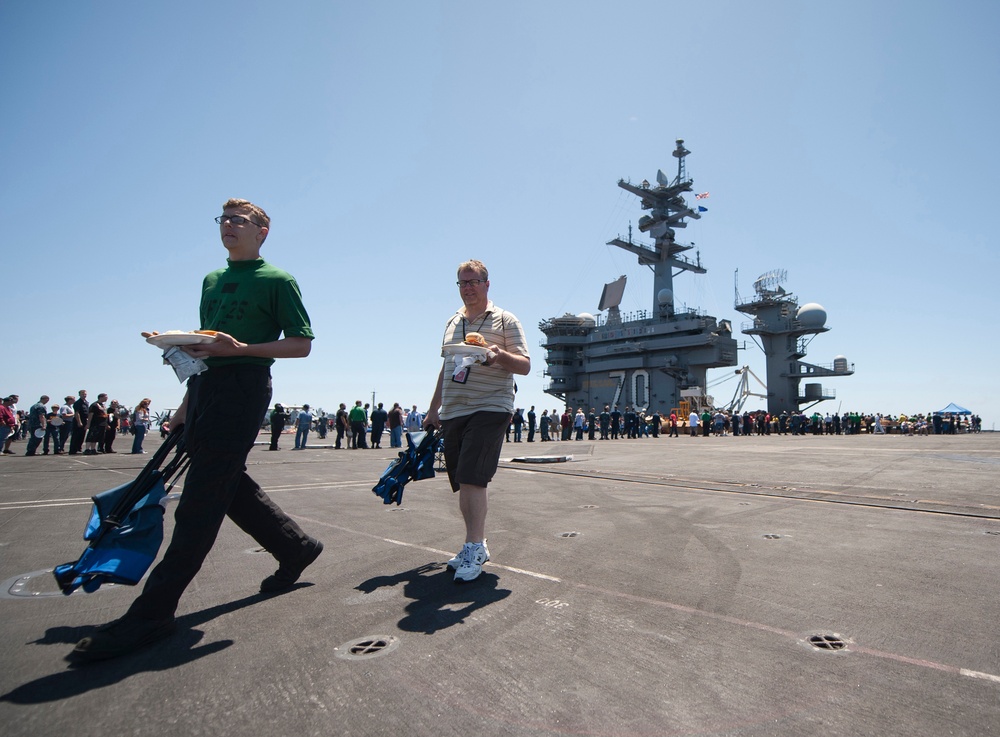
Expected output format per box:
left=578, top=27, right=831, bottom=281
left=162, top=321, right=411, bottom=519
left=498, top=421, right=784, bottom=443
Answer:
left=487, top=405, right=985, bottom=442
left=681, top=409, right=983, bottom=436
left=5, top=394, right=980, bottom=462
left=0, top=391, right=154, bottom=456
left=500, top=405, right=661, bottom=442
left=266, top=401, right=428, bottom=451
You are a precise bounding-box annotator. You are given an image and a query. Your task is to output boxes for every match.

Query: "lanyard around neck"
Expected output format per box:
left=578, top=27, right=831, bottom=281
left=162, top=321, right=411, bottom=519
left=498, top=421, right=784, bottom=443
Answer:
left=461, top=313, right=490, bottom=339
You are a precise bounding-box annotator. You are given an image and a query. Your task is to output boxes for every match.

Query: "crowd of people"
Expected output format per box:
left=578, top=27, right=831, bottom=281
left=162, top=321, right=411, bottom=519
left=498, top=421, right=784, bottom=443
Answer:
left=265, top=401, right=427, bottom=451
left=2, top=395, right=983, bottom=460
left=0, top=391, right=155, bottom=456
left=499, top=405, right=985, bottom=441
left=677, top=408, right=984, bottom=436
left=0, top=392, right=438, bottom=457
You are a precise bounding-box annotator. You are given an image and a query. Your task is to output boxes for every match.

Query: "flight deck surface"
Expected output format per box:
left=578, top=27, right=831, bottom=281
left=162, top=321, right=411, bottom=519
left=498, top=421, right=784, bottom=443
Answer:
left=2, top=431, right=998, bottom=736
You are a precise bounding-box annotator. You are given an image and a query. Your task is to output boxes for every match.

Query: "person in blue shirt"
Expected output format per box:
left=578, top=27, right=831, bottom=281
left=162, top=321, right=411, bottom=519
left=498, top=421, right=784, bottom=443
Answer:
left=294, top=404, right=314, bottom=449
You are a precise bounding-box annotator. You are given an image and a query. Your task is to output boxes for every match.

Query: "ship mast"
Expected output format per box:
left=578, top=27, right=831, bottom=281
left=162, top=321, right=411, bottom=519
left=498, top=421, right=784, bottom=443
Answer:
left=607, top=139, right=705, bottom=317
left=539, top=138, right=738, bottom=412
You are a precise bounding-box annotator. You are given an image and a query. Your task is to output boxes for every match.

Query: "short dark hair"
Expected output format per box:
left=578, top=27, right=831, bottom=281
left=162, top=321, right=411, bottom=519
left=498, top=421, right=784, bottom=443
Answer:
left=222, top=198, right=269, bottom=228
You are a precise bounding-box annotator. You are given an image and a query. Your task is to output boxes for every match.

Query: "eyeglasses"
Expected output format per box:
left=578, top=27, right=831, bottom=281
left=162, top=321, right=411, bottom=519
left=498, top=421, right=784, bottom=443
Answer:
left=456, top=279, right=486, bottom=288
left=215, top=215, right=261, bottom=226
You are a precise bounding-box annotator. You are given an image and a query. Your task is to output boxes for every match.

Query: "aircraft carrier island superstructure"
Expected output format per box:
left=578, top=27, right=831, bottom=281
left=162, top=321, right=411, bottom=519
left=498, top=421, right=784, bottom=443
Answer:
left=734, top=268, right=855, bottom=415
left=540, top=140, right=738, bottom=415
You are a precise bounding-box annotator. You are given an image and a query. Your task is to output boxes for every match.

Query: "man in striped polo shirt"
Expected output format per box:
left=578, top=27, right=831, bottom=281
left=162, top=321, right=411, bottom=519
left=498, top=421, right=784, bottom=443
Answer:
left=423, top=260, right=530, bottom=583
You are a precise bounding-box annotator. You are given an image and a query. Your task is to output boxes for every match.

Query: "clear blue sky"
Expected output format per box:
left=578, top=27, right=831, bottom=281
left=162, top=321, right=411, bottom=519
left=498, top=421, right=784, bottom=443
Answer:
left=3, top=1, right=997, bottom=427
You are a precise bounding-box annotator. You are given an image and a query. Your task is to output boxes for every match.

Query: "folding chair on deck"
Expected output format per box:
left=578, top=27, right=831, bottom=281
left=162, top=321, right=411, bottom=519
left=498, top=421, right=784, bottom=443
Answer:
left=53, top=428, right=190, bottom=595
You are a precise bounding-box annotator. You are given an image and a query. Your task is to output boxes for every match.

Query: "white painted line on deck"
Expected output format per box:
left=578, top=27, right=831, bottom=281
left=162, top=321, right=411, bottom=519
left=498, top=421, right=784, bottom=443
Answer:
left=961, top=669, right=1000, bottom=684
left=0, top=501, right=94, bottom=511
left=267, top=481, right=373, bottom=492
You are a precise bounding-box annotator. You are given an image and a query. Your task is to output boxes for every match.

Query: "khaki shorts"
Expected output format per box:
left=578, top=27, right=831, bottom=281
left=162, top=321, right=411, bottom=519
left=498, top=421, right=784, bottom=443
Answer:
left=441, top=411, right=510, bottom=492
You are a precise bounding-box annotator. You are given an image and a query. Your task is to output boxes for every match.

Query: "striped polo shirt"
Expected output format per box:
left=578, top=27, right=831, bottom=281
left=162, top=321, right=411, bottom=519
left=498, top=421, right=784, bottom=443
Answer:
left=439, top=301, right=529, bottom=420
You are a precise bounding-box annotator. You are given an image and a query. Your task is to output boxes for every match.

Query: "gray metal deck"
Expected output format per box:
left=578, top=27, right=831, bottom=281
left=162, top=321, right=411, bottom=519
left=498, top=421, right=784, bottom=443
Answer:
left=2, top=431, right=998, bottom=736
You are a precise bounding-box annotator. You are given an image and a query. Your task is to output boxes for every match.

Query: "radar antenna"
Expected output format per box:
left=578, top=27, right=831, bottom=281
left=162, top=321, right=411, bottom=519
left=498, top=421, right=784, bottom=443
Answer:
left=753, top=269, right=788, bottom=297
left=607, top=137, right=703, bottom=315
left=672, top=139, right=691, bottom=186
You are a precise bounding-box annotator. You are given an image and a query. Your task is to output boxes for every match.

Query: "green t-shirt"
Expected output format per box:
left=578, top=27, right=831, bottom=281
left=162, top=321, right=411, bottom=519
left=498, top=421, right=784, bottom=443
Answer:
left=200, top=258, right=314, bottom=367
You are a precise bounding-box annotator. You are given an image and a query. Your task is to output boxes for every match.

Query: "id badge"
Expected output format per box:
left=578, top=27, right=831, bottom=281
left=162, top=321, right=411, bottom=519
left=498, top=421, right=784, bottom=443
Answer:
left=452, top=366, right=470, bottom=384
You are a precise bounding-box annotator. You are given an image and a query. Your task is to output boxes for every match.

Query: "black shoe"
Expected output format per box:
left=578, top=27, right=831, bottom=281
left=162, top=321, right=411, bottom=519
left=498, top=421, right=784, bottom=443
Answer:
left=67, top=615, right=176, bottom=663
left=260, top=538, right=324, bottom=593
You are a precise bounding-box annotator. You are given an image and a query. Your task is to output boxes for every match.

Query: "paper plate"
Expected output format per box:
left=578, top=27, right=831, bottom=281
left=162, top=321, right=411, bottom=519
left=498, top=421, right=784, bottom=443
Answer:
left=146, top=332, right=218, bottom=348
left=442, top=344, right=490, bottom=356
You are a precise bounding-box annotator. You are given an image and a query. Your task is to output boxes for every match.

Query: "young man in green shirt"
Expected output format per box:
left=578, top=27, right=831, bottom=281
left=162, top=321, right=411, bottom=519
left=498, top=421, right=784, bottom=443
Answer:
left=70, top=199, right=323, bottom=663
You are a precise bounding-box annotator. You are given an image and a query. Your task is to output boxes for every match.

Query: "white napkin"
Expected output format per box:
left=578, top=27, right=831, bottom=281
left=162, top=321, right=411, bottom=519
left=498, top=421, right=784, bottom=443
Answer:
left=163, top=346, right=209, bottom=382
left=452, top=351, right=488, bottom=377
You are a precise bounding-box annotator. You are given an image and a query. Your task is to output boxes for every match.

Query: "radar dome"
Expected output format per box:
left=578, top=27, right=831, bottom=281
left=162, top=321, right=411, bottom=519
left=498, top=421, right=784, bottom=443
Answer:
left=796, top=303, right=827, bottom=328
left=577, top=312, right=596, bottom=326
left=657, top=289, right=673, bottom=305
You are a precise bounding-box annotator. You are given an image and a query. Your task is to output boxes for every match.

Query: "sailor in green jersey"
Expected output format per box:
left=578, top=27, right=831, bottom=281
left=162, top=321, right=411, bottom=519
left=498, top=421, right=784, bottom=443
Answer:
left=70, top=199, right=324, bottom=663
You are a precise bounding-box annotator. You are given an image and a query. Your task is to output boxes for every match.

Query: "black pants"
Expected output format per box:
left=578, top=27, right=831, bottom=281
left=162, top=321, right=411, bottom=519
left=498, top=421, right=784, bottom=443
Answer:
left=126, top=365, right=311, bottom=621
left=351, top=421, right=366, bottom=448
left=269, top=426, right=283, bottom=450
left=26, top=431, right=43, bottom=455
left=59, top=423, right=72, bottom=451
left=69, top=425, right=86, bottom=454
left=103, top=427, right=116, bottom=453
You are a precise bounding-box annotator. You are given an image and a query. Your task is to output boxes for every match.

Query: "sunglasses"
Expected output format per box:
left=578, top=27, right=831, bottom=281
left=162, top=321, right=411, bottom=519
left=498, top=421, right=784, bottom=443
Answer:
left=215, top=215, right=261, bottom=226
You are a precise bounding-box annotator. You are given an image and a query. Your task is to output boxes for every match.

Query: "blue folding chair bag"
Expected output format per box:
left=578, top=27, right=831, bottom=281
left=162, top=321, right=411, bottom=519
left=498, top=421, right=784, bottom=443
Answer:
left=372, top=430, right=438, bottom=506
left=53, top=473, right=168, bottom=593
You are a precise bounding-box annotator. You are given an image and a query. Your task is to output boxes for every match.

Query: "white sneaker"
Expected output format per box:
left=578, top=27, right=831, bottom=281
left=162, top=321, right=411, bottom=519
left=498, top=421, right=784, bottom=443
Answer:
left=447, top=539, right=490, bottom=569
left=453, top=542, right=489, bottom=583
